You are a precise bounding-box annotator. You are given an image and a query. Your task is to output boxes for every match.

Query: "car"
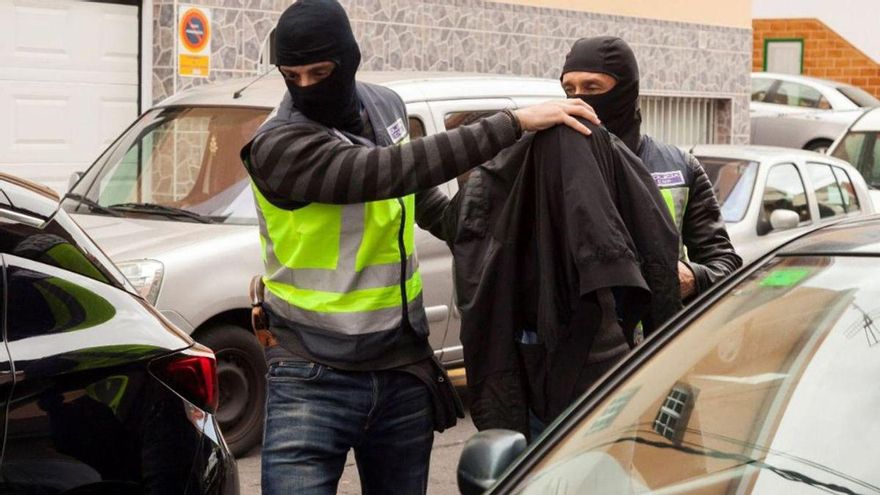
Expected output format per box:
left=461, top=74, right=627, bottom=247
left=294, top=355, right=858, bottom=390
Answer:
left=60, top=71, right=566, bottom=456
left=0, top=173, right=238, bottom=494
left=456, top=213, right=880, bottom=495
left=828, top=107, right=880, bottom=207
left=751, top=72, right=880, bottom=114
left=749, top=73, right=880, bottom=152
left=689, top=145, right=873, bottom=263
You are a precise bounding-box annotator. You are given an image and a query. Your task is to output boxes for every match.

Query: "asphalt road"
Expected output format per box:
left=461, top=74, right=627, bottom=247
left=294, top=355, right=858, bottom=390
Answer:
left=237, top=409, right=478, bottom=494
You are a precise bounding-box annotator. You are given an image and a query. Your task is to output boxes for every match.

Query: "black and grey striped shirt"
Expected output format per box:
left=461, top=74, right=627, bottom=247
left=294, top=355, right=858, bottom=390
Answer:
left=245, top=111, right=521, bottom=206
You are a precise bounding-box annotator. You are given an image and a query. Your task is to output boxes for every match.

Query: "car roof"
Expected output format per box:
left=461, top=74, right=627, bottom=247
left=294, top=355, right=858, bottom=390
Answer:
left=157, top=71, right=564, bottom=109
left=0, top=173, right=61, bottom=220
left=689, top=144, right=846, bottom=164
left=849, top=107, right=880, bottom=131
left=780, top=215, right=880, bottom=256
left=752, top=71, right=854, bottom=90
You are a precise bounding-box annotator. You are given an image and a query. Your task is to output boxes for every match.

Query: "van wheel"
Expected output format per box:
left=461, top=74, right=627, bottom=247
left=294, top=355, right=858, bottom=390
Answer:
left=197, top=324, right=266, bottom=457
left=804, top=139, right=833, bottom=154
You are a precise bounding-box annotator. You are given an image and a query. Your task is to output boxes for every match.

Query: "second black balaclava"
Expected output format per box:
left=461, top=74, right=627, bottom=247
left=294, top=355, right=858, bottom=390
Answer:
left=274, top=0, right=363, bottom=134
left=561, top=36, right=642, bottom=153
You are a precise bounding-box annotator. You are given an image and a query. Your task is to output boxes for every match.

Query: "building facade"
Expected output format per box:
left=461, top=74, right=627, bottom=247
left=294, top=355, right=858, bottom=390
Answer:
left=0, top=0, right=751, bottom=191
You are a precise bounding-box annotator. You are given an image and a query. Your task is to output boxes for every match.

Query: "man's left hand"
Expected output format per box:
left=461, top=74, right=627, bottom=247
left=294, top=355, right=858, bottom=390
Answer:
left=678, top=261, right=696, bottom=300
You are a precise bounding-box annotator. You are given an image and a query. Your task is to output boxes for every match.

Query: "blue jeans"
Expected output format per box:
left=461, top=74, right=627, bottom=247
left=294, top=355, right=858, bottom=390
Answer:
left=261, top=361, right=434, bottom=495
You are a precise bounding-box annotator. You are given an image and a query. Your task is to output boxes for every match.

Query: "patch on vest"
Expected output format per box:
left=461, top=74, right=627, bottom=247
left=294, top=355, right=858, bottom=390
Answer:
left=387, top=118, right=408, bottom=144
left=651, top=170, right=686, bottom=187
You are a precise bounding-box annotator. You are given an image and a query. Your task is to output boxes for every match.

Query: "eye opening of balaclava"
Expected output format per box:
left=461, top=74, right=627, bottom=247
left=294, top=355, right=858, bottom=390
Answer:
left=561, top=36, right=642, bottom=153
left=274, top=0, right=363, bottom=135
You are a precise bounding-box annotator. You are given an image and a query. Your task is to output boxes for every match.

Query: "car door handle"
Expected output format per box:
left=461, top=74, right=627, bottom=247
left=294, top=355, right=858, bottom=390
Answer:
left=425, top=305, right=449, bottom=323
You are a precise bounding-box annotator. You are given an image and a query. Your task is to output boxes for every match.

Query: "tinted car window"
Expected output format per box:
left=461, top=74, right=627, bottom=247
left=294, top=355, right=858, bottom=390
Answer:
left=515, top=256, right=880, bottom=495
left=771, top=81, right=824, bottom=108
left=760, top=163, right=809, bottom=235
left=0, top=209, right=127, bottom=289
left=750, top=77, right=775, bottom=102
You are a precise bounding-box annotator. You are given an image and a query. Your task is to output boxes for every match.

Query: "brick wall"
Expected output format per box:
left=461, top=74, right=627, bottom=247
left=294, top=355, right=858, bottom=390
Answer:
left=753, top=18, right=880, bottom=98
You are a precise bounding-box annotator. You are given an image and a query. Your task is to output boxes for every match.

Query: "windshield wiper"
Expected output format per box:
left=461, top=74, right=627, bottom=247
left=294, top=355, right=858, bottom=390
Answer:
left=62, top=193, right=123, bottom=217
left=107, top=202, right=217, bottom=224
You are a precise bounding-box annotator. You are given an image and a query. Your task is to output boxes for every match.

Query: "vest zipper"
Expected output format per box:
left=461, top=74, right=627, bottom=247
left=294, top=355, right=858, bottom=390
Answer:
left=396, top=198, right=409, bottom=326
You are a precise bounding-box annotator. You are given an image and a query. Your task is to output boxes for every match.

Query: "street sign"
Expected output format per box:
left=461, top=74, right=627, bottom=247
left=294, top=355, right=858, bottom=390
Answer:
left=178, top=5, right=211, bottom=78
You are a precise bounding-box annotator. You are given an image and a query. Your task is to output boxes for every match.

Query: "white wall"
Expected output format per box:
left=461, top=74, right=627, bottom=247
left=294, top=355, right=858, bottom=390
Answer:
left=753, top=0, right=880, bottom=63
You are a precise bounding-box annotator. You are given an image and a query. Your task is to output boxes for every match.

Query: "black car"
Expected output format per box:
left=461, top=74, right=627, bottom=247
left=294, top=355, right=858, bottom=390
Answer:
left=0, top=174, right=238, bottom=494
left=459, top=215, right=880, bottom=495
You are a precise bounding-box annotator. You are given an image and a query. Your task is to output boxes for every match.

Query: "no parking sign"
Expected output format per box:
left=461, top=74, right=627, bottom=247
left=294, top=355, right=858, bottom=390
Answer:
left=178, top=5, right=211, bottom=77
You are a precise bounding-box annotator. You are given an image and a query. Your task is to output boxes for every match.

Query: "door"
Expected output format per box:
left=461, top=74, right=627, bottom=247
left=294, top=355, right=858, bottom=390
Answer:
left=0, top=0, right=140, bottom=193
left=0, top=257, right=14, bottom=468
left=428, top=98, right=516, bottom=366
left=406, top=101, right=453, bottom=358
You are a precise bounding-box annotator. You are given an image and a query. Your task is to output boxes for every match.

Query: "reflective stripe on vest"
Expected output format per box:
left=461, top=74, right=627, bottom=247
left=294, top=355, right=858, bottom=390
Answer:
left=253, top=185, right=422, bottom=335
left=660, top=187, right=689, bottom=259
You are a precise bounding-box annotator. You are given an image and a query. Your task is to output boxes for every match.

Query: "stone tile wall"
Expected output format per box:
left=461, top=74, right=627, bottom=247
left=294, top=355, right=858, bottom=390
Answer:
left=152, top=0, right=751, bottom=143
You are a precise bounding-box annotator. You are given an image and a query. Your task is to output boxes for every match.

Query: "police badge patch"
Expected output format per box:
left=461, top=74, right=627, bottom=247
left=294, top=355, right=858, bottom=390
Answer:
left=651, top=171, right=686, bottom=187
left=386, top=118, right=408, bottom=144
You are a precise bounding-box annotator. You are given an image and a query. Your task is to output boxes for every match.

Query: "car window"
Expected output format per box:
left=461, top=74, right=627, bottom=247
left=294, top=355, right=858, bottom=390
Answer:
left=830, top=131, right=867, bottom=166
left=750, top=77, right=775, bottom=103
left=867, top=133, right=880, bottom=187
left=832, top=166, right=860, bottom=213
left=515, top=256, right=880, bottom=495
left=759, top=163, right=809, bottom=235
left=697, top=156, right=759, bottom=222
left=0, top=208, right=127, bottom=289
left=836, top=85, right=880, bottom=108
left=770, top=81, right=824, bottom=108
left=807, top=163, right=849, bottom=218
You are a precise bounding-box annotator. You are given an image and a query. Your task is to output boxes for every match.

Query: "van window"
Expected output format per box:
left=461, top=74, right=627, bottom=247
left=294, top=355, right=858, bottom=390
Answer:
left=445, top=111, right=498, bottom=131
left=408, top=117, right=426, bottom=139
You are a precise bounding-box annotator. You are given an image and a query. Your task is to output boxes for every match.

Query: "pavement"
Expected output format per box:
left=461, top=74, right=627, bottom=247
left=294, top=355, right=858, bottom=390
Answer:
left=237, top=407, right=478, bottom=494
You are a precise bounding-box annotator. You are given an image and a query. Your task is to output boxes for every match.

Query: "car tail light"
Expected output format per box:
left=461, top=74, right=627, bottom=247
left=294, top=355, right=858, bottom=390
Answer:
left=150, top=344, right=218, bottom=413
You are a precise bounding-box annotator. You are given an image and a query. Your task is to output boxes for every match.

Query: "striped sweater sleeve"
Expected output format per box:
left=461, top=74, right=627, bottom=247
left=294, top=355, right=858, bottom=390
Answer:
left=246, top=112, right=519, bottom=205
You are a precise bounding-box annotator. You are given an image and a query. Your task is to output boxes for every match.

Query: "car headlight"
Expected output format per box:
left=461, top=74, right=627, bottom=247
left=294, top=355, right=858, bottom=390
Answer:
left=117, top=259, right=164, bottom=304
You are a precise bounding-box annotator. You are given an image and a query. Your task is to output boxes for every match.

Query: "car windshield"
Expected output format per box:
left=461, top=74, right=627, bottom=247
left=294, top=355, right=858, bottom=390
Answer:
left=515, top=255, right=880, bottom=495
left=697, top=156, right=759, bottom=222
left=62, top=106, right=269, bottom=225
left=836, top=86, right=880, bottom=108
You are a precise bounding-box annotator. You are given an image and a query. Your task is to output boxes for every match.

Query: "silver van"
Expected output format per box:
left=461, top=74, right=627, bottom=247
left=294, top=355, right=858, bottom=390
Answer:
left=61, top=72, right=565, bottom=455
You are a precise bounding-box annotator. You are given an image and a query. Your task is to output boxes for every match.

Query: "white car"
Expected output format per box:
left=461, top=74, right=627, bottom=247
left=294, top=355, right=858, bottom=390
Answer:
left=60, top=72, right=564, bottom=456
left=749, top=73, right=880, bottom=152
left=828, top=107, right=880, bottom=207
left=691, top=145, right=874, bottom=263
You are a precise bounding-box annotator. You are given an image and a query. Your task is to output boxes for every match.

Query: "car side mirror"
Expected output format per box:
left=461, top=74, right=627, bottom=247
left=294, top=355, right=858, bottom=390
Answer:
left=457, top=430, right=527, bottom=495
left=770, top=209, right=800, bottom=231
left=67, top=171, right=84, bottom=192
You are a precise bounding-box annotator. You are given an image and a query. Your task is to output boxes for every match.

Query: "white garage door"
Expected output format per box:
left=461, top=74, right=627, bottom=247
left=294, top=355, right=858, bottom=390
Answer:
left=0, top=0, right=139, bottom=193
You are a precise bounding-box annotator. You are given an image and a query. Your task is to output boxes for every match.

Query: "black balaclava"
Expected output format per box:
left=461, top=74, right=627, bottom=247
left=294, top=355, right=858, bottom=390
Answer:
left=561, top=36, right=642, bottom=153
left=274, top=0, right=363, bottom=134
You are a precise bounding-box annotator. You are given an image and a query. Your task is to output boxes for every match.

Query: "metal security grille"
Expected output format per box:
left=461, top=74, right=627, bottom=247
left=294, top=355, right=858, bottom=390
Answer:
left=641, top=96, right=718, bottom=147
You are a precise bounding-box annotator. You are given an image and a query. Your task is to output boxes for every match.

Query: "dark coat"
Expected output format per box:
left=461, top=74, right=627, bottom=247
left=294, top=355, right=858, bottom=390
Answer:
left=444, top=122, right=681, bottom=435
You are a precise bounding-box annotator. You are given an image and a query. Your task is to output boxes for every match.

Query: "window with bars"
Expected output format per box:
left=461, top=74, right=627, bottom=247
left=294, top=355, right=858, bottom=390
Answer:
left=641, top=95, right=719, bottom=147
